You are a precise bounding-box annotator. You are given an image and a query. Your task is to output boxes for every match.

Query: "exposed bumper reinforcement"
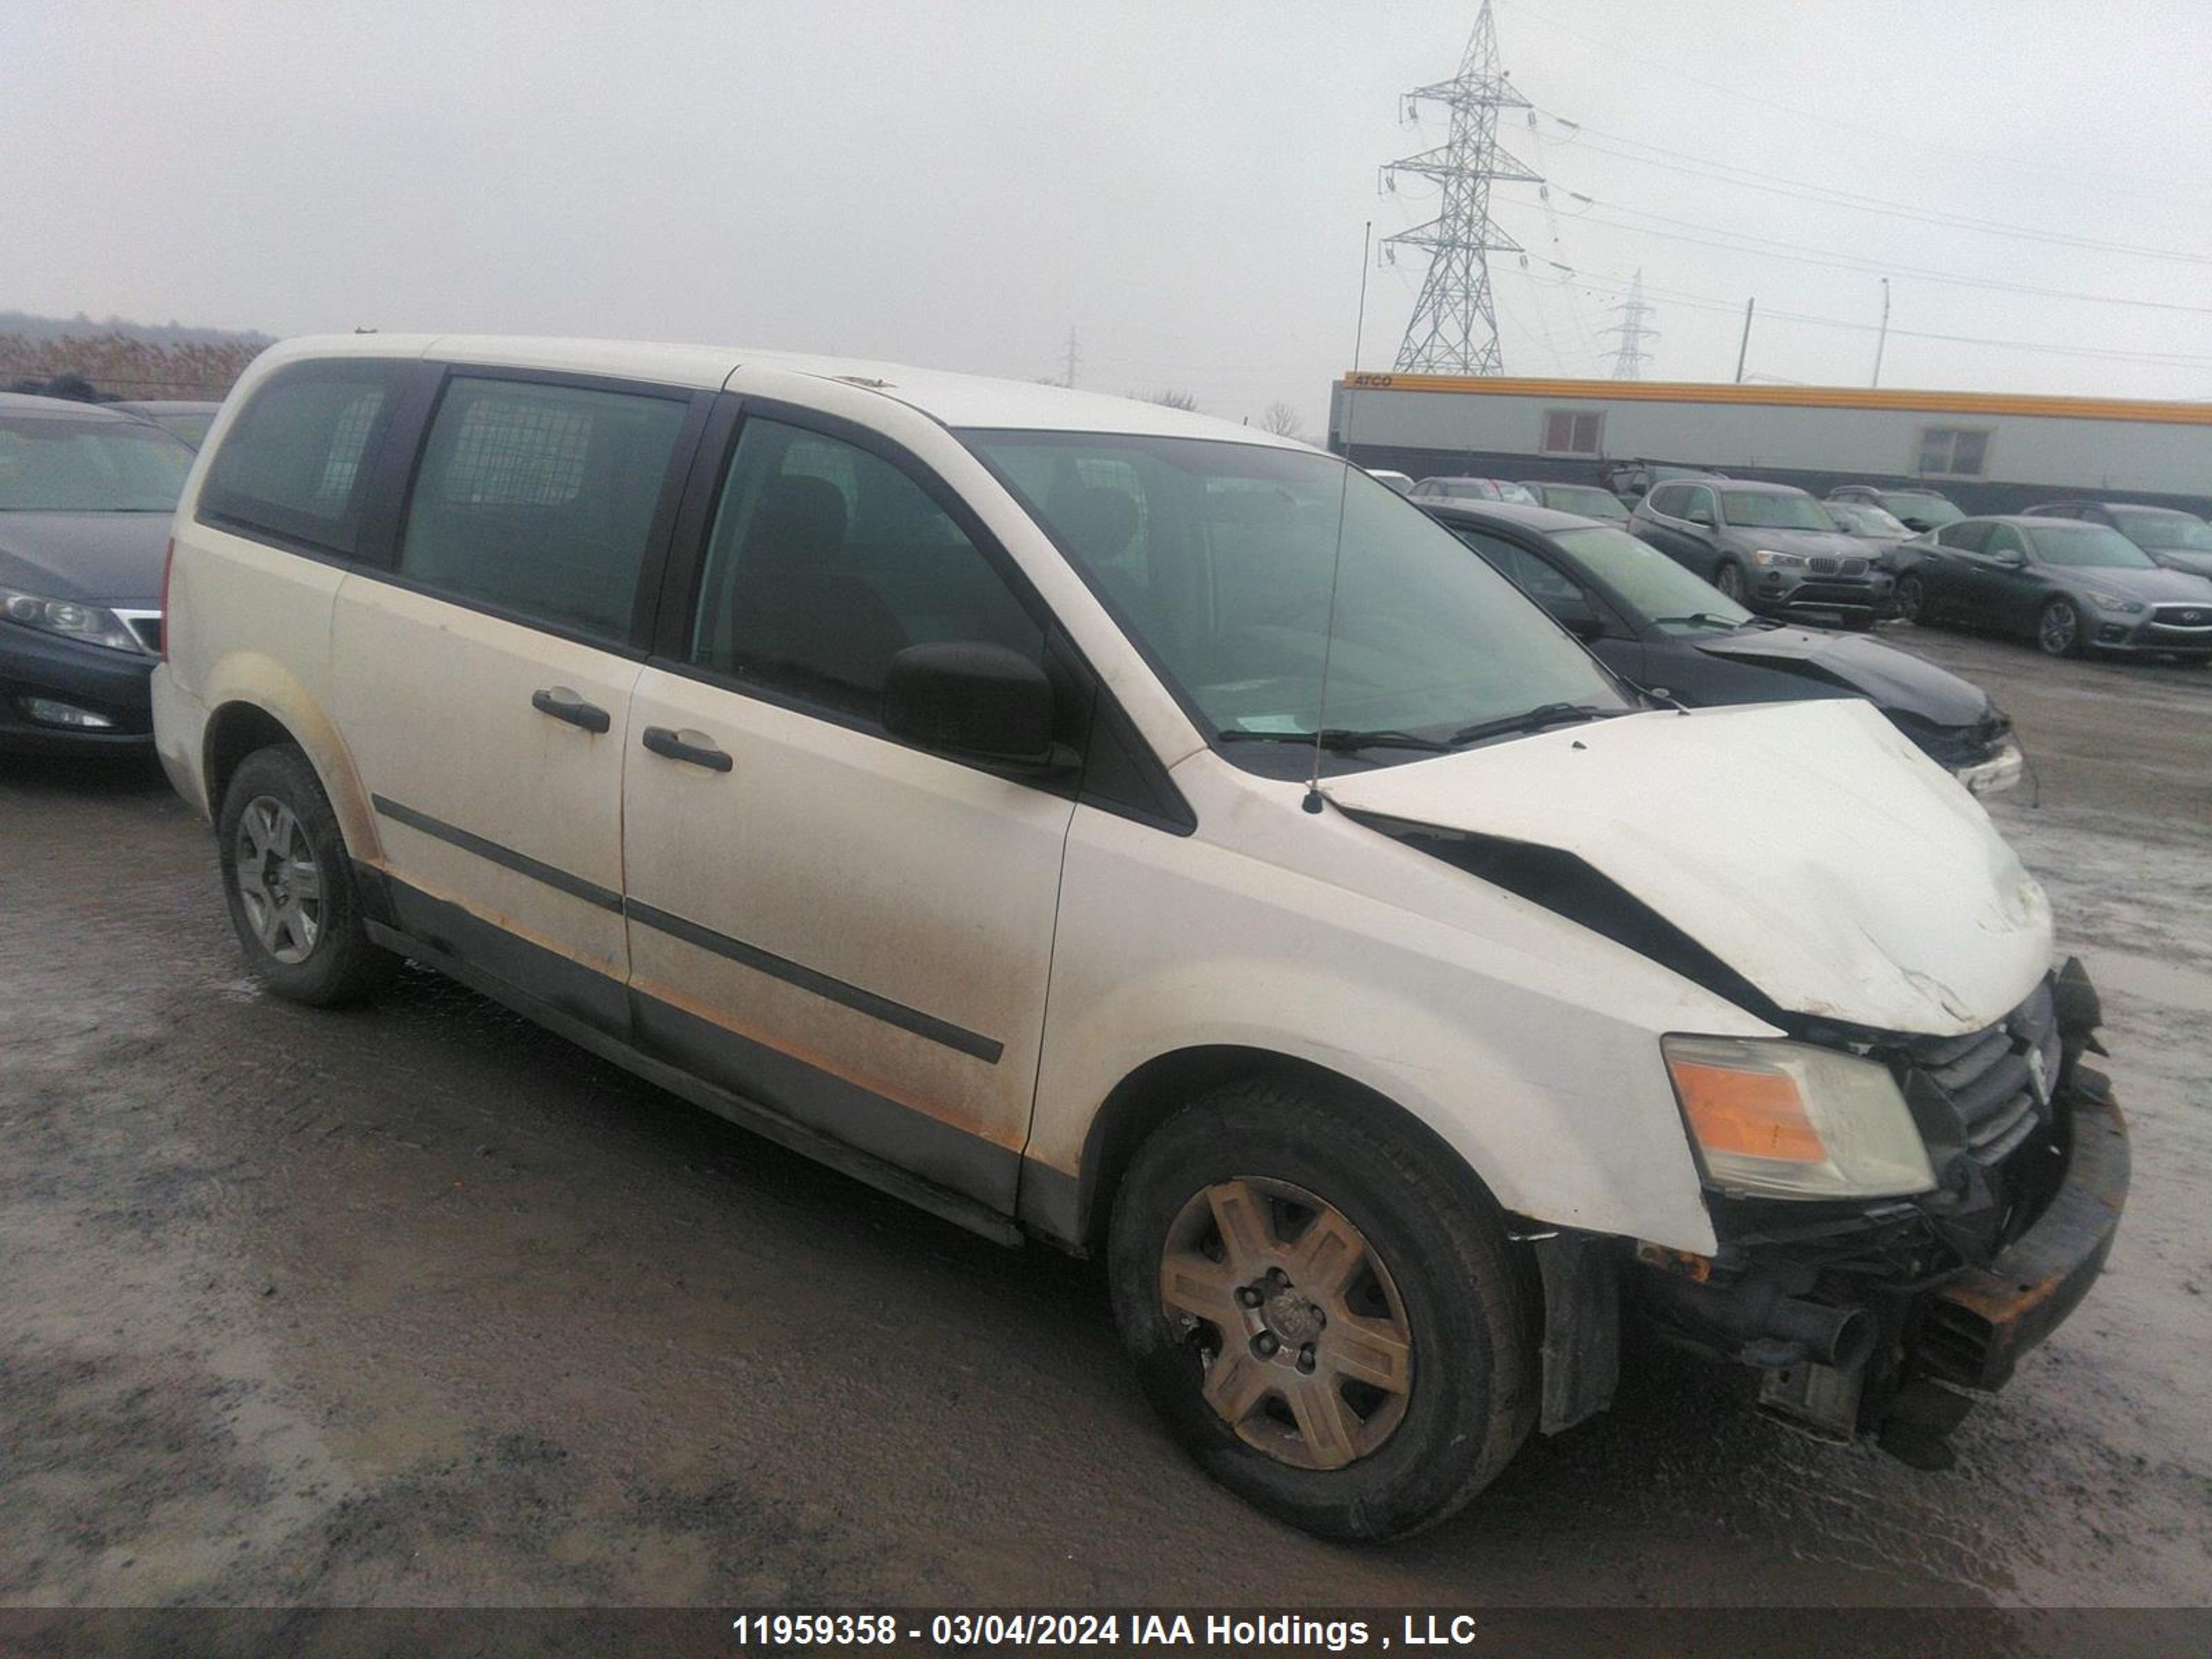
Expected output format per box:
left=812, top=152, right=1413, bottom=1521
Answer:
left=1913, top=1070, right=2129, bottom=1392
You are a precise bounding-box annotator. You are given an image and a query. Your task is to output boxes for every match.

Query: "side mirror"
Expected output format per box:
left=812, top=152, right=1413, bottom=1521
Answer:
left=1685, top=505, right=1714, bottom=527
left=1994, top=549, right=2027, bottom=569
left=883, top=641, right=1061, bottom=767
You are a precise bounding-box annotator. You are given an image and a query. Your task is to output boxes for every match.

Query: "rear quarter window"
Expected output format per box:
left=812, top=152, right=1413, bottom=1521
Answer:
left=198, top=360, right=408, bottom=558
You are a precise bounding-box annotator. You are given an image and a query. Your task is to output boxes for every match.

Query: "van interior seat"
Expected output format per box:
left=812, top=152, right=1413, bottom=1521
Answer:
left=724, top=475, right=909, bottom=713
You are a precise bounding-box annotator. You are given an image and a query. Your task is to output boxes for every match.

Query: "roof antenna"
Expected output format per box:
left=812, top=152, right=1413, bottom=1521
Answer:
left=1304, top=376, right=1360, bottom=815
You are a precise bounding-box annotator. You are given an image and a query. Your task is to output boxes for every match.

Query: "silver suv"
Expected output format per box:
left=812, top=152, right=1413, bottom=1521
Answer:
left=1631, top=478, right=1893, bottom=630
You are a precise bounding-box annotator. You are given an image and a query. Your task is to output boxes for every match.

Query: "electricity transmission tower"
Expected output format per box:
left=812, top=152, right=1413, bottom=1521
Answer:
left=1381, top=0, right=1541, bottom=375
left=1603, top=270, right=1659, bottom=380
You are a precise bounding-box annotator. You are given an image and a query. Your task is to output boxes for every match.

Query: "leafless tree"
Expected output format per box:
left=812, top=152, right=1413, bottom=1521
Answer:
left=1259, top=401, right=1304, bottom=438
left=1146, top=388, right=1199, bottom=411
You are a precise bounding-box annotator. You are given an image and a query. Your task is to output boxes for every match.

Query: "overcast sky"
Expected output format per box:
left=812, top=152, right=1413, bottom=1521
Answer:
left=6, top=0, right=2211, bottom=430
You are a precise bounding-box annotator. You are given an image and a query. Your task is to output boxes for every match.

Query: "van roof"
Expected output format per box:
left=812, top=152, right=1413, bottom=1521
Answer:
left=256, top=334, right=1313, bottom=449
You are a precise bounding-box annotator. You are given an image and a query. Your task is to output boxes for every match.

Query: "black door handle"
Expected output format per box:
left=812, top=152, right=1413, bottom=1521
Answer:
left=531, top=686, right=612, bottom=733
left=641, top=725, right=733, bottom=772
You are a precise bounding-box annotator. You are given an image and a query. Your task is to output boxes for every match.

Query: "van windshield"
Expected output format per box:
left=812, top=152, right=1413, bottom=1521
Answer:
left=962, top=431, right=1629, bottom=763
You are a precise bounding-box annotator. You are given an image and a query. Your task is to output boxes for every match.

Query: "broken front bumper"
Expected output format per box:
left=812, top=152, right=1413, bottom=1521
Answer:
left=1913, top=1068, right=2128, bottom=1392
left=1614, top=970, right=2128, bottom=1459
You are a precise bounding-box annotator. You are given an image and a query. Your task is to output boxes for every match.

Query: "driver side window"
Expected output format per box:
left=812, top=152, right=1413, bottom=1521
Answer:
left=1984, top=525, right=2025, bottom=559
left=688, top=418, right=1044, bottom=723
left=1938, top=521, right=1991, bottom=553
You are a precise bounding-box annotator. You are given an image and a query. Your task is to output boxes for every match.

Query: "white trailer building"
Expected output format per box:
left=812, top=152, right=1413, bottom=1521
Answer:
left=1327, top=373, right=2212, bottom=516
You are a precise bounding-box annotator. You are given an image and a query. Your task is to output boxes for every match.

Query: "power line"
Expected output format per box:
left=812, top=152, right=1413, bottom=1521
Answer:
left=1528, top=268, right=2212, bottom=372
left=1530, top=111, right=2212, bottom=270
left=1494, top=0, right=2212, bottom=211
left=1508, top=197, right=2212, bottom=319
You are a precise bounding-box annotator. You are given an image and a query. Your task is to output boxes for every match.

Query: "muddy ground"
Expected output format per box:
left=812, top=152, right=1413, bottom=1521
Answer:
left=2, top=624, right=2207, bottom=1638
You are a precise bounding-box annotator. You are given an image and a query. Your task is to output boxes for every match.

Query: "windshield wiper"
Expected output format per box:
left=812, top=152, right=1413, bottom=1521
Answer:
left=1218, top=727, right=1456, bottom=754
left=1447, top=702, right=1624, bottom=747
left=1649, top=611, right=1746, bottom=630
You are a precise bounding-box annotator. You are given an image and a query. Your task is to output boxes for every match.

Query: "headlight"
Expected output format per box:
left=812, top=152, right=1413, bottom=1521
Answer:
left=2081, top=589, right=2144, bottom=615
left=0, top=585, right=144, bottom=653
left=1751, top=549, right=1810, bottom=569
left=1662, top=1035, right=1936, bottom=1200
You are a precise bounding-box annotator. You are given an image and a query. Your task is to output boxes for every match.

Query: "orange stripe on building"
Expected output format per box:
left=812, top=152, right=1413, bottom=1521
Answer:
left=1337, top=373, right=2212, bottom=428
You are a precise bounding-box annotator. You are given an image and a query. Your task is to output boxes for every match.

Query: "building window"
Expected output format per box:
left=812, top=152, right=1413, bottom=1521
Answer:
left=1541, top=409, right=1604, bottom=456
left=1916, top=427, right=1991, bottom=478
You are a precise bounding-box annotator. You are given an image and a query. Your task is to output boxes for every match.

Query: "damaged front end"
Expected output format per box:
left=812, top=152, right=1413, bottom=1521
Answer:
left=1619, top=956, right=2128, bottom=1467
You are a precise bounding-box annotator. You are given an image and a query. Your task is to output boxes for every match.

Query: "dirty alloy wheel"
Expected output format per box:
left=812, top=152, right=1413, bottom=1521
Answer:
left=217, top=746, right=399, bottom=1006
left=1109, top=1078, right=1533, bottom=1541
left=1713, top=560, right=1748, bottom=603
left=1895, top=574, right=1927, bottom=626
left=2038, top=597, right=2084, bottom=659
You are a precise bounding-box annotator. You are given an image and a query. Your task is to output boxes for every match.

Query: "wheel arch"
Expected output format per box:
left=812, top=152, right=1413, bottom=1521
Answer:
left=1055, top=1044, right=1510, bottom=1256
left=198, top=666, right=377, bottom=859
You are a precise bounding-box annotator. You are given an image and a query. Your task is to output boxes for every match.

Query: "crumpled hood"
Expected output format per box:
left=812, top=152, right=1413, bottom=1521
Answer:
left=0, top=512, right=171, bottom=603
left=1321, top=700, right=2052, bottom=1038
left=1694, top=626, right=1993, bottom=728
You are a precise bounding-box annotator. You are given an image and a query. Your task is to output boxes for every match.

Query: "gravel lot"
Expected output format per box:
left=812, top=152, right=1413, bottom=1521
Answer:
left=2, top=624, right=2206, bottom=1635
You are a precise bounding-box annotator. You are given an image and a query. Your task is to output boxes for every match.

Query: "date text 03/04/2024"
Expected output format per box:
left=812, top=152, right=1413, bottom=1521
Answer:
left=729, top=1611, right=1487, bottom=1651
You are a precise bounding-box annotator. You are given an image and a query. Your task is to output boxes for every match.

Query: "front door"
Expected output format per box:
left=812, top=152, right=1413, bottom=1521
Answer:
left=1968, top=523, right=2040, bottom=635
left=332, top=371, right=698, bottom=1033
left=620, top=409, right=1076, bottom=1211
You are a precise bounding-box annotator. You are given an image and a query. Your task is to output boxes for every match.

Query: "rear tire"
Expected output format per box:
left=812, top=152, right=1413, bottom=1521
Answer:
left=2038, top=597, right=2084, bottom=659
left=1107, top=1077, right=1533, bottom=1541
left=217, top=746, right=400, bottom=1006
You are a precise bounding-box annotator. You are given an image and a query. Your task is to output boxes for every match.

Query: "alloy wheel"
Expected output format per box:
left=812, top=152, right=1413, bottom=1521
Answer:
left=2039, top=600, right=2079, bottom=657
left=1897, top=576, right=1925, bottom=624
left=234, top=795, right=324, bottom=964
left=1714, top=562, right=1747, bottom=603
left=1158, top=1177, right=1414, bottom=1470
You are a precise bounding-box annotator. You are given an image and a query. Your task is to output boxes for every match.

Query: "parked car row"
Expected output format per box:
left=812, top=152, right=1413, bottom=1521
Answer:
left=1485, top=460, right=2212, bottom=659
left=1419, top=499, right=2022, bottom=794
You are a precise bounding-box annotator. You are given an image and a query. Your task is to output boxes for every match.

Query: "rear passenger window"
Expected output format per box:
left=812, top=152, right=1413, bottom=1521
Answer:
left=199, top=361, right=404, bottom=557
left=689, top=419, right=1043, bottom=722
left=397, top=377, right=688, bottom=644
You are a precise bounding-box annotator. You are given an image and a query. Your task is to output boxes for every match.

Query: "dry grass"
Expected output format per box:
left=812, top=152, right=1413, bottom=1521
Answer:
left=0, top=332, right=265, bottom=401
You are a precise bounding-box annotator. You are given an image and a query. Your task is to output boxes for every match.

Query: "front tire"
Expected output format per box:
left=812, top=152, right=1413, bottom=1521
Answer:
left=217, top=746, right=400, bottom=1006
left=1107, top=1078, right=1533, bottom=1541
left=2038, top=597, right=2084, bottom=658
left=1895, top=574, right=1928, bottom=626
left=1712, top=559, right=1748, bottom=604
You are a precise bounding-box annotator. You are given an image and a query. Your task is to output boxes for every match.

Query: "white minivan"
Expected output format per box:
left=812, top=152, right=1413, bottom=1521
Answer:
left=154, top=337, right=2127, bottom=1539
